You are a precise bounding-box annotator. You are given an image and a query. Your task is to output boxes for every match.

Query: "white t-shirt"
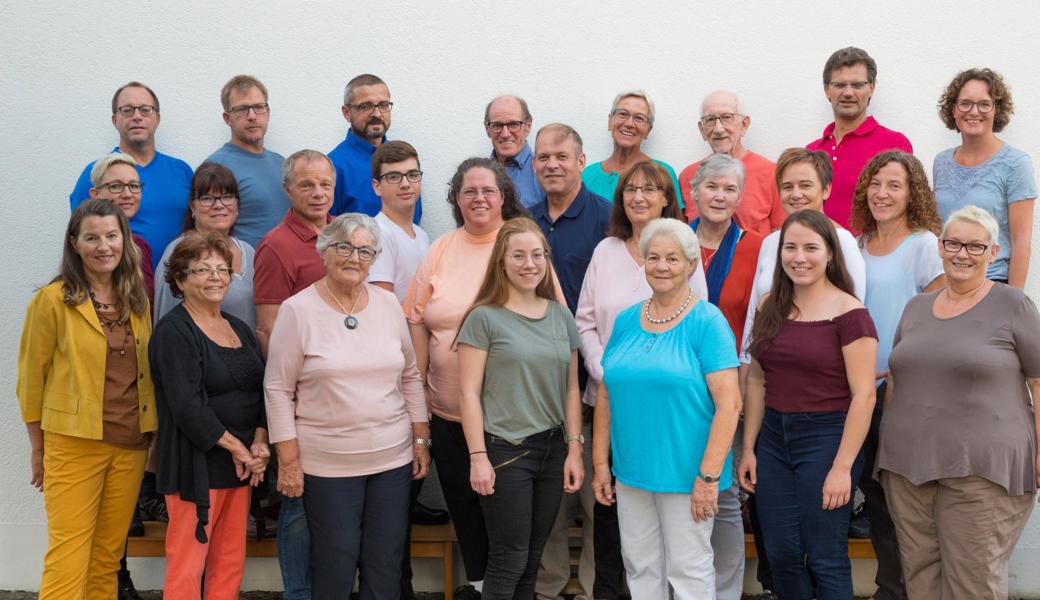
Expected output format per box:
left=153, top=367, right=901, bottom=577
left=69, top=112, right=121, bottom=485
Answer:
left=368, top=212, right=431, bottom=304
left=739, top=226, right=866, bottom=363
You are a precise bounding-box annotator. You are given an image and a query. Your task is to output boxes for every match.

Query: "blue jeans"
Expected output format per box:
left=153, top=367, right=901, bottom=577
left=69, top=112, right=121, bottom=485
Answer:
left=755, top=408, right=863, bottom=600
left=277, top=495, right=311, bottom=599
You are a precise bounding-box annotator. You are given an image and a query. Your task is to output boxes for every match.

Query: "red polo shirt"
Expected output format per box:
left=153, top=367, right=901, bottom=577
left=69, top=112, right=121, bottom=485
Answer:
left=681, top=150, right=785, bottom=236
left=807, top=116, right=912, bottom=231
left=253, top=209, right=332, bottom=305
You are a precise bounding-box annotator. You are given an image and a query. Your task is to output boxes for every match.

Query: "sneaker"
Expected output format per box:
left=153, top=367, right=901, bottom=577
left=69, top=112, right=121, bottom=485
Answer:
left=453, top=584, right=482, bottom=599
left=753, top=590, right=779, bottom=600
left=848, top=503, right=871, bottom=539
left=138, top=495, right=169, bottom=523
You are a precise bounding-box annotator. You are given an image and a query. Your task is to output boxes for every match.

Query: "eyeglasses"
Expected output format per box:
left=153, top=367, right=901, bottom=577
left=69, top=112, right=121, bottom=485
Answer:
left=460, top=187, right=501, bottom=201
left=115, top=105, right=157, bottom=117
left=486, top=120, right=526, bottom=133
left=228, top=102, right=270, bottom=117
left=941, top=239, right=989, bottom=256
left=96, top=181, right=143, bottom=194
left=183, top=266, right=232, bottom=278
left=700, top=113, right=741, bottom=128
left=379, top=170, right=423, bottom=184
left=611, top=109, right=650, bottom=126
left=331, top=242, right=377, bottom=261
left=195, top=194, right=238, bottom=208
left=622, top=184, right=661, bottom=196
left=507, top=250, right=548, bottom=265
left=827, top=81, right=871, bottom=91
left=348, top=101, right=394, bottom=114
left=956, top=99, right=994, bottom=114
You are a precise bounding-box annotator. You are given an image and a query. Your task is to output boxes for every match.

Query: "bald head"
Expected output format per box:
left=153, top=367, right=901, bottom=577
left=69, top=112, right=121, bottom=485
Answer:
left=697, top=90, right=750, bottom=157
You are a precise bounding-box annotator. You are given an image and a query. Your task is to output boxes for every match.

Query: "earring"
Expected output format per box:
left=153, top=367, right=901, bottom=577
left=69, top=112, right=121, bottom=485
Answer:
left=191, top=213, right=196, bottom=219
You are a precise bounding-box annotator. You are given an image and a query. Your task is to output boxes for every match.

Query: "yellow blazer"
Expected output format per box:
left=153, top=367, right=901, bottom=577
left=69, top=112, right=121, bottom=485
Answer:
left=17, top=281, right=157, bottom=439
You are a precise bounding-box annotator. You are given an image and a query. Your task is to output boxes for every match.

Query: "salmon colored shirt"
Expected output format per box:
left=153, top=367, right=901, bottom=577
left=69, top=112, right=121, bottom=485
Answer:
left=681, top=150, right=785, bottom=237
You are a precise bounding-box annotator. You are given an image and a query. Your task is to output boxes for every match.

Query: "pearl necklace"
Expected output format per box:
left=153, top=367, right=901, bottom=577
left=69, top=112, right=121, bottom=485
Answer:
left=644, top=288, right=694, bottom=324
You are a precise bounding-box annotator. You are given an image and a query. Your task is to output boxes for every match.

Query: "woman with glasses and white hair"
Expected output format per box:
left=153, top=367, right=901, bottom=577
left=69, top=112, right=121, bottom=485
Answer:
left=877, top=205, right=1040, bottom=600
left=582, top=89, right=684, bottom=210
left=264, top=213, right=429, bottom=599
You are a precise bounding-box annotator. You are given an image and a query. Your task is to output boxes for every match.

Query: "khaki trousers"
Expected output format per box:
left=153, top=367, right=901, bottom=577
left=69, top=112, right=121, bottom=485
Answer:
left=39, top=432, right=146, bottom=600
left=882, top=471, right=1035, bottom=600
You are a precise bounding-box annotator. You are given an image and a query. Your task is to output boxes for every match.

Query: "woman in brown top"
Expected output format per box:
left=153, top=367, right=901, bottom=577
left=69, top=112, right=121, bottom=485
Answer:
left=877, top=205, right=1040, bottom=600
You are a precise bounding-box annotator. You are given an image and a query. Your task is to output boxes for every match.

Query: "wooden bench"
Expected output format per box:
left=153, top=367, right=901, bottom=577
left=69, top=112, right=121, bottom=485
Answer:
left=127, top=521, right=459, bottom=599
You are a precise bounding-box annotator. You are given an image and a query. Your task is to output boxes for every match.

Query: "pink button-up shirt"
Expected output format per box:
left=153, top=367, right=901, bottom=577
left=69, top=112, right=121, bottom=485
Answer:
left=807, top=116, right=912, bottom=231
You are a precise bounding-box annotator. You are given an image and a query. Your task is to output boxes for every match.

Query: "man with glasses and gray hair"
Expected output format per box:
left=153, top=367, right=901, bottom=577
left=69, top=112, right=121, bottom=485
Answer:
left=485, top=94, right=543, bottom=207
left=70, top=81, right=193, bottom=271
left=329, top=74, right=422, bottom=223
left=205, top=74, right=291, bottom=248
left=680, top=91, right=785, bottom=238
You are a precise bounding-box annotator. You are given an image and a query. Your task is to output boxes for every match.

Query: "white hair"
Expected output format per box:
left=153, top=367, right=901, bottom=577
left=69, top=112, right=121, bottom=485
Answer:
left=690, top=152, right=746, bottom=193
left=611, top=89, right=656, bottom=125
left=700, top=90, right=746, bottom=116
left=639, top=218, right=700, bottom=262
left=941, top=205, right=999, bottom=245
left=317, top=213, right=382, bottom=256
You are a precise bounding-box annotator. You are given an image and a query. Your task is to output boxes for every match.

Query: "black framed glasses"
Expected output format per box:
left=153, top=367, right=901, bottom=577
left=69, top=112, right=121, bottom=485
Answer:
left=195, top=194, right=238, bottom=208
left=228, top=102, right=270, bottom=117
left=331, top=242, right=377, bottom=261
left=348, top=101, right=393, bottom=113
left=485, top=120, right=526, bottom=133
left=941, top=239, right=989, bottom=256
left=96, top=181, right=143, bottom=194
left=115, top=105, right=157, bottom=117
left=379, top=170, right=423, bottom=184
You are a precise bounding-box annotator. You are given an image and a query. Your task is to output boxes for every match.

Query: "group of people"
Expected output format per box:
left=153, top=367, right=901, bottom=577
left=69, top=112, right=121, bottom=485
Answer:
left=17, top=44, right=1039, bottom=600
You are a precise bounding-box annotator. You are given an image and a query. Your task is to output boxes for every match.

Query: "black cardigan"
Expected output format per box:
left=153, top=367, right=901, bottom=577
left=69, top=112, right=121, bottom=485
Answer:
left=149, top=303, right=265, bottom=543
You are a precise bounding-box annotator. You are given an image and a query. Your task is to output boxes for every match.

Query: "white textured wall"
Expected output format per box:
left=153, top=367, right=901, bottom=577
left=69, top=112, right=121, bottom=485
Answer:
left=2, top=1, right=1039, bottom=595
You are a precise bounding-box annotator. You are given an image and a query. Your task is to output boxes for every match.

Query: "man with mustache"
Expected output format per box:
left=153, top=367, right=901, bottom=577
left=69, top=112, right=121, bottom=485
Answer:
left=329, top=74, right=422, bottom=223
left=680, top=90, right=785, bottom=237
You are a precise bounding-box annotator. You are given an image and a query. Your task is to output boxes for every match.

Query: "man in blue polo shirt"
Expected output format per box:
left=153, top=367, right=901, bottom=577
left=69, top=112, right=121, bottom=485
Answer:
left=70, top=81, right=193, bottom=270
left=205, top=74, right=291, bottom=249
left=530, top=123, right=611, bottom=600
left=485, top=95, right=543, bottom=208
left=328, top=73, right=421, bottom=223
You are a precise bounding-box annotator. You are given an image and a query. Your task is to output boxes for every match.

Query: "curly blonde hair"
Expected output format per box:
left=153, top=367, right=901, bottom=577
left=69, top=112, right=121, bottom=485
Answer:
left=938, top=68, right=1014, bottom=133
left=850, top=151, right=942, bottom=238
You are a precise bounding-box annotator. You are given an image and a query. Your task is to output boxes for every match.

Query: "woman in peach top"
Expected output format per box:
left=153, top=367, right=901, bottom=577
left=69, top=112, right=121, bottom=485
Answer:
left=403, top=158, right=527, bottom=596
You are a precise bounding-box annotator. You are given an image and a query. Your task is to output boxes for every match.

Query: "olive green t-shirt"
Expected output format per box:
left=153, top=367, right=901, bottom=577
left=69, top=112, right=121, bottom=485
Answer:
left=457, top=302, right=581, bottom=444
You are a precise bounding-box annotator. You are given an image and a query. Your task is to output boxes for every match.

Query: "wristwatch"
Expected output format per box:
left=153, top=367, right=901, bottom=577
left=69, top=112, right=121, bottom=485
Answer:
left=698, top=471, right=721, bottom=484
left=413, top=437, right=432, bottom=448
left=566, top=434, right=585, bottom=444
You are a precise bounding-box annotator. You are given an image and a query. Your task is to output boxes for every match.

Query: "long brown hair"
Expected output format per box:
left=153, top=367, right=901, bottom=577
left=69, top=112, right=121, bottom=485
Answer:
left=850, top=150, right=942, bottom=238
left=55, top=198, right=149, bottom=320
left=607, top=161, right=681, bottom=239
left=457, top=217, right=560, bottom=334
left=750, top=210, right=854, bottom=359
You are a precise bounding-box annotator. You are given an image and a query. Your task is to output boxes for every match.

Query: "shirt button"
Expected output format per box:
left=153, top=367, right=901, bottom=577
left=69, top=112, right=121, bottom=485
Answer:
left=139, top=373, right=144, bottom=380
left=142, top=405, right=148, bottom=412
left=549, top=227, right=554, bottom=232
left=832, top=157, right=838, bottom=160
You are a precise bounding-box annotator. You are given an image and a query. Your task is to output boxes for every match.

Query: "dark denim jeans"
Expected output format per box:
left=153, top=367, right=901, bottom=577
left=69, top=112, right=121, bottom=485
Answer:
left=277, top=495, right=311, bottom=599
left=755, top=408, right=863, bottom=600
left=431, top=415, right=489, bottom=581
left=480, top=427, right=566, bottom=600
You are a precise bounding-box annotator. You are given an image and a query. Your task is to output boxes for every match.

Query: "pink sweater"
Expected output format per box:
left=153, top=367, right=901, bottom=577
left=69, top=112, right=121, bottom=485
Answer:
left=264, top=283, right=426, bottom=477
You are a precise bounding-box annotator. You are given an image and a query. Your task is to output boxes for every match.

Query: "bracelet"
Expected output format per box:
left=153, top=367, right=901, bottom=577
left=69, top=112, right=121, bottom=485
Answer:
left=469, top=450, right=487, bottom=456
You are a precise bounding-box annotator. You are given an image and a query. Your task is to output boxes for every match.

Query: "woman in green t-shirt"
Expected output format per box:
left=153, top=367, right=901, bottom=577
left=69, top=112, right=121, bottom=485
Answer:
left=457, top=217, right=585, bottom=599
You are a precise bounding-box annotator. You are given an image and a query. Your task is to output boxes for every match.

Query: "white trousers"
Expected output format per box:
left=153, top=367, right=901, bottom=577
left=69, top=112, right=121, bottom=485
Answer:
left=616, top=481, right=716, bottom=600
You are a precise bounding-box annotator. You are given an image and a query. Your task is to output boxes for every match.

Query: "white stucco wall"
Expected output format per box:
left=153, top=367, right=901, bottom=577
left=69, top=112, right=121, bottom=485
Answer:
left=2, top=1, right=1039, bottom=595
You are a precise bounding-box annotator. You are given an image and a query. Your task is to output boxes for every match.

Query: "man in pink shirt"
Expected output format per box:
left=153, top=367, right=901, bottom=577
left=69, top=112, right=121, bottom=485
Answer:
left=807, top=47, right=912, bottom=231
left=681, top=90, right=785, bottom=236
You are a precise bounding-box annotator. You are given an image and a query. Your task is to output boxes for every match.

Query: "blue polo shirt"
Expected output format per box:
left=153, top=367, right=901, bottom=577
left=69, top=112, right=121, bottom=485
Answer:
left=328, top=130, right=422, bottom=223
left=206, top=142, right=291, bottom=249
left=70, top=147, right=193, bottom=270
left=491, top=143, right=544, bottom=208
left=529, top=184, right=611, bottom=313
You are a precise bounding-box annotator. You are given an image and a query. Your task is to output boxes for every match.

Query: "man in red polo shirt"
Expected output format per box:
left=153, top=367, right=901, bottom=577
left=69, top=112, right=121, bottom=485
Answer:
left=808, top=47, right=912, bottom=232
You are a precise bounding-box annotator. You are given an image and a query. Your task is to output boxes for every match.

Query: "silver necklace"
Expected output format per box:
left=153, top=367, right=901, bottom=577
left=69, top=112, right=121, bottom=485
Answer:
left=324, top=279, right=365, bottom=330
left=644, top=287, right=694, bottom=324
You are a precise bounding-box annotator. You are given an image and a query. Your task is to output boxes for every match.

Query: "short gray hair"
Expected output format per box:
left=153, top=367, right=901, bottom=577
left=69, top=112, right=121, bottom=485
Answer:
left=611, top=89, right=656, bottom=125
left=690, top=153, right=746, bottom=194
left=343, top=73, right=387, bottom=105
left=941, top=205, right=1000, bottom=246
left=317, top=213, right=382, bottom=257
left=700, top=90, right=746, bottom=117
left=90, top=152, right=137, bottom=186
left=639, top=218, right=700, bottom=262
left=283, top=149, right=335, bottom=186
left=484, top=95, right=532, bottom=123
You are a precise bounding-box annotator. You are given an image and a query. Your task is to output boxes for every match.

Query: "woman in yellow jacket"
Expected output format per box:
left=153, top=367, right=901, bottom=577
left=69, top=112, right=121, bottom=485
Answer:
left=17, top=198, right=155, bottom=600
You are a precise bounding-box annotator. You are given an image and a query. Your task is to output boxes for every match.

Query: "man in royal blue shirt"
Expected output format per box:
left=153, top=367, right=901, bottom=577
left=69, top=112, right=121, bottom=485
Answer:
left=485, top=95, right=543, bottom=208
left=70, top=81, right=193, bottom=270
left=328, top=74, right=421, bottom=223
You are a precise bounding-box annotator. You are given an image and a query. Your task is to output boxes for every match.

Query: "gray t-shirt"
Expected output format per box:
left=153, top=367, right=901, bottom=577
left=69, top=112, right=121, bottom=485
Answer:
left=206, top=143, right=291, bottom=249
left=877, top=284, right=1040, bottom=495
left=154, top=235, right=256, bottom=331
left=457, top=302, right=581, bottom=444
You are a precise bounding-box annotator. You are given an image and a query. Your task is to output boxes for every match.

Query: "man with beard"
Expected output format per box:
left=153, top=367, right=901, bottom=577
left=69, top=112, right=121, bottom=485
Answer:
left=329, top=74, right=422, bottom=223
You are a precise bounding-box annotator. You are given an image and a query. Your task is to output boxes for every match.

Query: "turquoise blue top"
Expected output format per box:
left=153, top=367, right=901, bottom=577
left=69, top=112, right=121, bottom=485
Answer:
left=582, top=159, right=684, bottom=210
left=860, top=231, right=943, bottom=376
left=602, top=300, right=739, bottom=493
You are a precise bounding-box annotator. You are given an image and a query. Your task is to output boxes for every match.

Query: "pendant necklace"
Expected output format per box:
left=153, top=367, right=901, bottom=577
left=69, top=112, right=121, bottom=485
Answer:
left=324, top=279, right=365, bottom=330
left=644, top=287, right=694, bottom=324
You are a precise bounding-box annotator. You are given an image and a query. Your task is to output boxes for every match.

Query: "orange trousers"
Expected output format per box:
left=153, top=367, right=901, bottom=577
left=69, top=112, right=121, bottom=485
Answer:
left=164, top=486, right=250, bottom=600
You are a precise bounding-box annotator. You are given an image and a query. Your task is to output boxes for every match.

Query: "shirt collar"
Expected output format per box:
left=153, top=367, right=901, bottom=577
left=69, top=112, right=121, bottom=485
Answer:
left=532, top=184, right=591, bottom=223
left=490, top=142, right=533, bottom=169
left=820, top=115, right=879, bottom=140
left=283, top=209, right=332, bottom=242
left=345, top=130, right=383, bottom=155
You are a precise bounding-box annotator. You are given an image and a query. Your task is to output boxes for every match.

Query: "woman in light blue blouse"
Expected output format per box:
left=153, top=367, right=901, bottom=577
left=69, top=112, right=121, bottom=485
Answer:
left=582, top=89, right=683, bottom=211
left=933, top=68, right=1036, bottom=287
left=155, top=163, right=256, bottom=330
left=590, top=218, right=740, bottom=599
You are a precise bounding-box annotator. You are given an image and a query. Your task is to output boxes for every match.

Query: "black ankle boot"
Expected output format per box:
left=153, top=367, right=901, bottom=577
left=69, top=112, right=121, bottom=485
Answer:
left=117, top=569, right=143, bottom=600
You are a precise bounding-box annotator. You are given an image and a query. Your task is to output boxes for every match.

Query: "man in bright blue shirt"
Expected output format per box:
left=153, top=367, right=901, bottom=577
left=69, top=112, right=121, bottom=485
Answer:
left=485, top=95, right=543, bottom=208
left=70, top=81, right=192, bottom=270
left=328, top=73, right=422, bottom=223
left=205, top=74, right=291, bottom=249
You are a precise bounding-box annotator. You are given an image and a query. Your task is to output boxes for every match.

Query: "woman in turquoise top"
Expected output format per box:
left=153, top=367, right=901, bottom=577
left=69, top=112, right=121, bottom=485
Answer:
left=591, top=218, right=740, bottom=599
left=583, top=89, right=683, bottom=210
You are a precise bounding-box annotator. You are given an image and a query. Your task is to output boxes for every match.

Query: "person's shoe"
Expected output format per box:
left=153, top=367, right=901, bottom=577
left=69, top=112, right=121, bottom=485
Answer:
left=127, top=506, right=145, bottom=537
left=453, top=584, right=481, bottom=599
left=848, top=503, right=871, bottom=539
left=752, top=590, right=779, bottom=600
left=410, top=500, right=450, bottom=525
left=138, top=495, right=169, bottom=523
left=117, top=571, right=143, bottom=600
